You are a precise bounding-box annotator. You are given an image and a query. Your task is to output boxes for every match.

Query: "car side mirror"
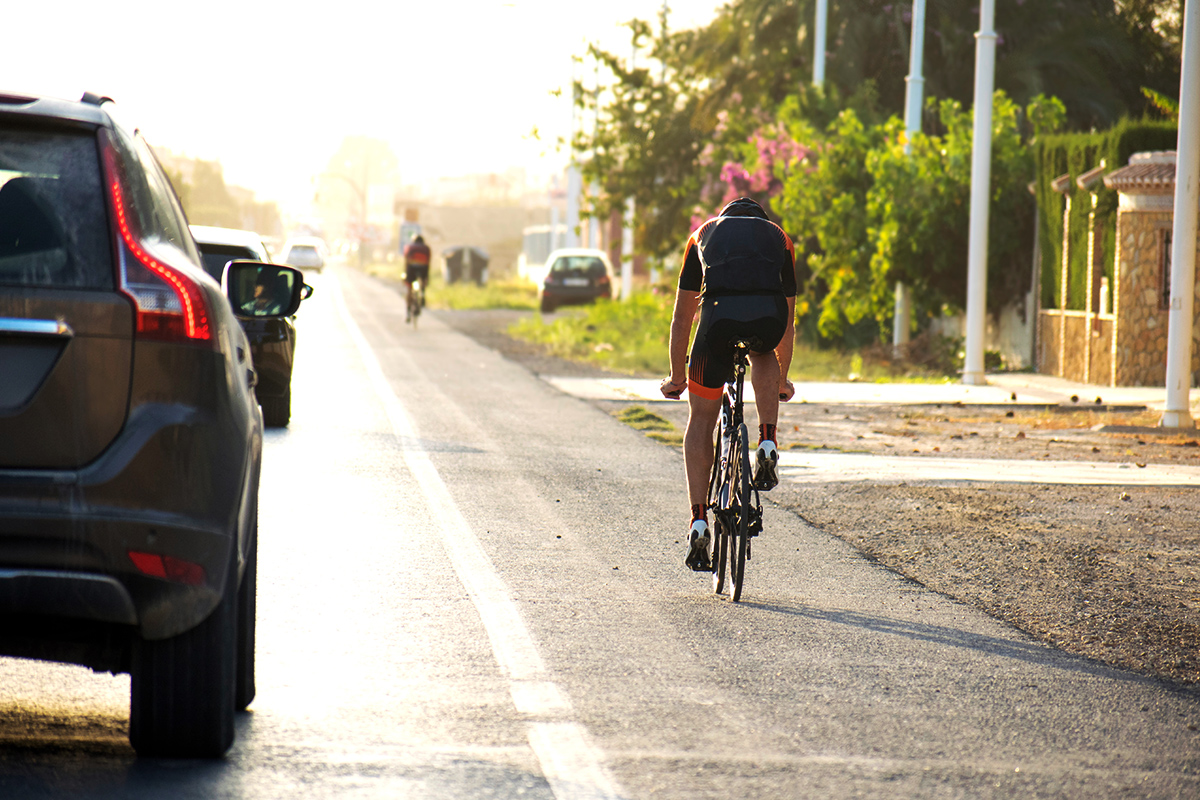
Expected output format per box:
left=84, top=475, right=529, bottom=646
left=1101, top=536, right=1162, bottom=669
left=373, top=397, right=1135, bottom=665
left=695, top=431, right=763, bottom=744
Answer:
left=223, top=260, right=308, bottom=318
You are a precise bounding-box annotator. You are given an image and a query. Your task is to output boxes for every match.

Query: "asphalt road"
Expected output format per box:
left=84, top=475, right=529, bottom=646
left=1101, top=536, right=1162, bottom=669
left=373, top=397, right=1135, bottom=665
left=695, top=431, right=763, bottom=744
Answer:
left=0, top=265, right=1197, bottom=798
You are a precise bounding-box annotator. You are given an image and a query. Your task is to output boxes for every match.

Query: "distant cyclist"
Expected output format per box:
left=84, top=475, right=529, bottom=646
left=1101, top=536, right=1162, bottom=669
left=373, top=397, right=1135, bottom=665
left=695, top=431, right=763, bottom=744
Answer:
left=402, top=233, right=431, bottom=321
left=659, top=197, right=796, bottom=570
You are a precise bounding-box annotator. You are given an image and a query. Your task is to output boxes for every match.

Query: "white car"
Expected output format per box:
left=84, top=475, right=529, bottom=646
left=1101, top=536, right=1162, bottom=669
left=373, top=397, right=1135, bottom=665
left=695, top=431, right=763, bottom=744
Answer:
left=280, top=236, right=327, bottom=272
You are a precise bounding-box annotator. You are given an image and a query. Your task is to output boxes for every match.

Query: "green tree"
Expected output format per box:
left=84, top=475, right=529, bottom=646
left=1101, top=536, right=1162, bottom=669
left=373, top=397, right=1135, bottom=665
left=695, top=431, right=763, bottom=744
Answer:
left=773, top=106, right=884, bottom=337
left=776, top=91, right=1056, bottom=339
left=185, top=161, right=242, bottom=229
left=574, top=0, right=1180, bottom=264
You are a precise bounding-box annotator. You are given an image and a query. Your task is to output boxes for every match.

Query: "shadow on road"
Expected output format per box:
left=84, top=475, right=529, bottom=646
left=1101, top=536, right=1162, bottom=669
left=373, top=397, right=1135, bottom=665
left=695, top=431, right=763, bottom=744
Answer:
left=740, top=600, right=1181, bottom=690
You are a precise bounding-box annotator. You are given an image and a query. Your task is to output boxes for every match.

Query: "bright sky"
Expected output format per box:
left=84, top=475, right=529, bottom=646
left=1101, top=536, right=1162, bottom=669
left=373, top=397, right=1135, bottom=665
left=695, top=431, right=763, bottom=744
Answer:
left=6, top=0, right=723, bottom=213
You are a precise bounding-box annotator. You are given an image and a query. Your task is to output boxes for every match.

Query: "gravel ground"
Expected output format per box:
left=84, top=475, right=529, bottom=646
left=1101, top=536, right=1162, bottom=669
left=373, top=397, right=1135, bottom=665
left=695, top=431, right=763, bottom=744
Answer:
left=435, top=308, right=1200, bottom=691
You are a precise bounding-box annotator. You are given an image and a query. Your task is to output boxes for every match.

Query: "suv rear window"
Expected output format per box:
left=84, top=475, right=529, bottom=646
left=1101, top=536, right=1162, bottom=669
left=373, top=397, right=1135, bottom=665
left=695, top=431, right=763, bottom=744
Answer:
left=550, top=256, right=606, bottom=277
left=0, top=126, right=112, bottom=289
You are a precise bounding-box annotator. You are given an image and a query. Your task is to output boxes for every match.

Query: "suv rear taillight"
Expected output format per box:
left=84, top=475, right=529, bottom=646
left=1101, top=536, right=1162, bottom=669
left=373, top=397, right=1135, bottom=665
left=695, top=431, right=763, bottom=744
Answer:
left=100, top=133, right=213, bottom=346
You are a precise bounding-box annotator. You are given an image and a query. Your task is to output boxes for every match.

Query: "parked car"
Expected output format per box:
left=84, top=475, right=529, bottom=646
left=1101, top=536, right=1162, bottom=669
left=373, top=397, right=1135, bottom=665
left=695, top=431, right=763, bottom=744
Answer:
left=280, top=236, right=326, bottom=272
left=0, top=91, right=305, bottom=758
left=538, top=248, right=614, bottom=313
left=191, top=225, right=309, bottom=427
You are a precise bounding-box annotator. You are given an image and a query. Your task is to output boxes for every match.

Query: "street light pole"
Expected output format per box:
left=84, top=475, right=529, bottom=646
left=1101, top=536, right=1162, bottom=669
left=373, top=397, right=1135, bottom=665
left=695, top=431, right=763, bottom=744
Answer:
left=962, top=0, right=997, bottom=386
left=813, top=0, right=828, bottom=87
left=566, top=59, right=582, bottom=249
left=1160, top=0, right=1200, bottom=428
left=894, top=0, right=926, bottom=355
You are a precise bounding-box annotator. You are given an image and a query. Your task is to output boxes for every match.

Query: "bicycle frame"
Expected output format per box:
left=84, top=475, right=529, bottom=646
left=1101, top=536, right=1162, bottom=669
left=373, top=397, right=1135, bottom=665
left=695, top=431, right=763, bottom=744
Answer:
left=706, top=340, right=763, bottom=600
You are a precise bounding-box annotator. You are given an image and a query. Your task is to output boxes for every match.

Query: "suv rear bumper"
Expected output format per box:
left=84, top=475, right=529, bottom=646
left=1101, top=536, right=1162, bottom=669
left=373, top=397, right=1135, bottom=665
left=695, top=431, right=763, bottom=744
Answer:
left=0, top=569, right=137, bottom=625
left=0, top=507, right=234, bottom=641
left=0, top=401, right=251, bottom=642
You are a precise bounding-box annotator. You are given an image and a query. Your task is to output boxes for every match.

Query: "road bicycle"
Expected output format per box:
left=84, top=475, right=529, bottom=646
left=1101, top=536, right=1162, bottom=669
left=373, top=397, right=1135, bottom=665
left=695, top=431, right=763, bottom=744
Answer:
left=406, top=279, right=424, bottom=328
left=706, top=340, right=763, bottom=602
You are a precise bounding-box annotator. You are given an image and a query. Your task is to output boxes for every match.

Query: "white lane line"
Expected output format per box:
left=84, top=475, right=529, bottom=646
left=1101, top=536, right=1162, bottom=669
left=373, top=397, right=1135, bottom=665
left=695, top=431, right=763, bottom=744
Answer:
left=529, top=723, right=626, bottom=800
left=330, top=275, right=623, bottom=800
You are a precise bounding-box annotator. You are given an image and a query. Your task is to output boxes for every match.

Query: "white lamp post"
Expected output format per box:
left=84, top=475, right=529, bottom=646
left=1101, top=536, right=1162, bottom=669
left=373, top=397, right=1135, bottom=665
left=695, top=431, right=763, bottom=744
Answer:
left=894, top=0, right=926, bottom=353
left=962, top=0, right=997, bottom=386
left=1161, top=0, right=1200, bottom=428
left=813, top=0, right=827, bottom=87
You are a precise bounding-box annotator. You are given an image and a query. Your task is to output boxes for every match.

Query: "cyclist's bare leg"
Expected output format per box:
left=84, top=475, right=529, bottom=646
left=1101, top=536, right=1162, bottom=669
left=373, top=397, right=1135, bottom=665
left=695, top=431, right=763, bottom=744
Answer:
left=683, top=390, right=720, bottom=569
left=684, top=392, right=721, bottom=511
left=748, top=350, right=781, bottom=489
left=748, top=350, right=780, bottom=431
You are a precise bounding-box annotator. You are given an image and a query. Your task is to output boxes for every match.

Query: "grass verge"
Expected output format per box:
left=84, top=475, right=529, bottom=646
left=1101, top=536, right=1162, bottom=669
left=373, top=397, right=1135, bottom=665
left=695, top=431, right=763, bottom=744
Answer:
left=366, top=262, right=538, bottom=310
left=507, top=290, right=955, bottom=382
left=615, top=405, right=683, bottom=447
left=509, top=293, right=673, bottom=375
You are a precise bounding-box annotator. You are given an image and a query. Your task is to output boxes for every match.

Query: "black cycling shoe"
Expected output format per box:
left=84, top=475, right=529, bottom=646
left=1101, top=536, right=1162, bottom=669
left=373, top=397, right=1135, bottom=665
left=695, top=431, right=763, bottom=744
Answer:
left=752, top=441, right=779, bottom=491
left=685, top=520, right=711, bottom=572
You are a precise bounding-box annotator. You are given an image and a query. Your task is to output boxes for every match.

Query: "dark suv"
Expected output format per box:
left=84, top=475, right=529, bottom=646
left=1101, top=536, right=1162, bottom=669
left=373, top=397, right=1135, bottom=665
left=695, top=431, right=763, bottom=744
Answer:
left=0, top=92, right=303, bottom=757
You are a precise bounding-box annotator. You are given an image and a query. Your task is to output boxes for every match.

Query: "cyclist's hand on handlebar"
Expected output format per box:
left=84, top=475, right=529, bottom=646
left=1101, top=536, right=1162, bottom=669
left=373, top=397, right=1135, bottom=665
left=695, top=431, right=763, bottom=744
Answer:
left=779, top=379, right=795, bottom=402
left=660, top=377, right=687, bottom=399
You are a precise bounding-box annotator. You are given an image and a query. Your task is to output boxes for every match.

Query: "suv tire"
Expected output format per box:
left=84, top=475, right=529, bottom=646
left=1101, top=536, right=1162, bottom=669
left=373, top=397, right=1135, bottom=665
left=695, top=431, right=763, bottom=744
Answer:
left=129, top=548, right=237, bottom=758
left=235, top=521, right=257, bottom=712
left=261, top=390, right=291, bottom=428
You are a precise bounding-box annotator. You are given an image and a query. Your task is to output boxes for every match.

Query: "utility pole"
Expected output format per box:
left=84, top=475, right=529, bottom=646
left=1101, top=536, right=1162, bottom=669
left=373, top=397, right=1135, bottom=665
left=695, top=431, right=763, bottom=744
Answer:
left=565, top=55, right=582, bottom=249
left=813, top=0, right=828, bottom=87
left=1161, top=0, right=1200, bottom=428
left=894, top=0, right=926, bottom=355
left=961, top=0, right=997, bottom=386
left=660, top=0, right=670, bottom=83
left=621, top=35, right=638, bottom=300
left=589, top=57, right=601, bottom=249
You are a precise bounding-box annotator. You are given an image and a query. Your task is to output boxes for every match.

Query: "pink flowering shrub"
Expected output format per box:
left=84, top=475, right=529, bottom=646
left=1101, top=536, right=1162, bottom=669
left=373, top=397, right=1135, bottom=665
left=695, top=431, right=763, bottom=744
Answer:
left=690, top=124, right=809, bottom=229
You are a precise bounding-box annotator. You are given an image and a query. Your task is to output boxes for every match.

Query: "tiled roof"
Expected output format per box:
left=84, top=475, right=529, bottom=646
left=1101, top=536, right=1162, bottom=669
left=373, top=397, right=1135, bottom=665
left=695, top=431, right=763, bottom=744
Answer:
left=1103, top=151, right=1177, bottom=193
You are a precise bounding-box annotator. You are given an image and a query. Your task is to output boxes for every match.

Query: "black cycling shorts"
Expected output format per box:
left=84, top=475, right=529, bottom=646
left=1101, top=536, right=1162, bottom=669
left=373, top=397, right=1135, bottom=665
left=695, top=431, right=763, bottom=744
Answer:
left=405, top=264, right=429, bottom=284
left=687, top=294, right=788, bottom=400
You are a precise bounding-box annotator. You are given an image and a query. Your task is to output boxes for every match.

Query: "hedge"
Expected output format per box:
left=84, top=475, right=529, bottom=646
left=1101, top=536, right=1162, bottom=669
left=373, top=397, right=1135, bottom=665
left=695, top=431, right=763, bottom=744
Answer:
left=1034, top=120, right=1177, bottom=311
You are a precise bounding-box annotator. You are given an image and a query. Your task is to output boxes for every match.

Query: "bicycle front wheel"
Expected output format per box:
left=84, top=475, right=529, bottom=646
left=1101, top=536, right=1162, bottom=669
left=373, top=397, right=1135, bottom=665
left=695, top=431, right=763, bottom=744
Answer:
left=729, top=423, right=750, bottom=602
left=707, top=429, right=727, bottom=594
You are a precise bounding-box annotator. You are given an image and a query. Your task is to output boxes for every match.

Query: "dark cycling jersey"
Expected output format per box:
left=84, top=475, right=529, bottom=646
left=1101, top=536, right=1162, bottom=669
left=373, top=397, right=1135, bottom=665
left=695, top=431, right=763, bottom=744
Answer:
left=679, top=210, right=796, bottom=399
left=403, top=240, right=431, bottom=283
left=679, top=215, right=797, bottom=298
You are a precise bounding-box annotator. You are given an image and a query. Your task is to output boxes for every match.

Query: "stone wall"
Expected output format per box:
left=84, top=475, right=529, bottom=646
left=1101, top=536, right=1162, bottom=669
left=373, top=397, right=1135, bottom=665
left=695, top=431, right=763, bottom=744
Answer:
left=1037, top=312, right=1064, bottom=377
left=1113, top=209, right=1200, bottom=386
left=1037, top=311, right=1115, bottom=384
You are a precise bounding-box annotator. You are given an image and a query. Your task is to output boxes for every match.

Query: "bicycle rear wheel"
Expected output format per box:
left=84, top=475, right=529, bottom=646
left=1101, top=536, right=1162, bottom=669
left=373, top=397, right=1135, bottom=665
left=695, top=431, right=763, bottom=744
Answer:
left=729, top=423, right=751, bottom=602
left=408, top=284, right=421, bottom=328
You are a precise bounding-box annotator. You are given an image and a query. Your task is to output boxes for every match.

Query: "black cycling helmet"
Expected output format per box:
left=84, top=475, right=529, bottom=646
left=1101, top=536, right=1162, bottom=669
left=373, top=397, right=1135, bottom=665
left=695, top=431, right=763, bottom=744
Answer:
left=719, top=197, right=769, bottom=220
left=411, top=233, right=425, bottom=244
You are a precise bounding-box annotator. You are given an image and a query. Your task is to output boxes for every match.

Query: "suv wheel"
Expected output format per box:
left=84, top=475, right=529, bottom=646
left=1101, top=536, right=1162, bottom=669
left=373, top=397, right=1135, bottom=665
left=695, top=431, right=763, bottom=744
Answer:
left=261, top=390, right=291, bottom=428
left=129, top=548, right=237, bottom=758
left=236, top=512, right=257, bottom=712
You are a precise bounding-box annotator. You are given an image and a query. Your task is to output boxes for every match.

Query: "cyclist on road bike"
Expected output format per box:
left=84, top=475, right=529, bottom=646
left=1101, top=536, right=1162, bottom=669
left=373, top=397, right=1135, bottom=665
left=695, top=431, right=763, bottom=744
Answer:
left=659, top=197, right=797, bottom=571
left=403, top=233, right=431, bottom=321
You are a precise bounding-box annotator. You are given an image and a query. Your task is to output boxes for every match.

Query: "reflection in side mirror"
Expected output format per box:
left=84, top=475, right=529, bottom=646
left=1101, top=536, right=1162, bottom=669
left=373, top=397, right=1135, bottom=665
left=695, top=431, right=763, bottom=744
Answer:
left=223, top=260, right=307, bottom=318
